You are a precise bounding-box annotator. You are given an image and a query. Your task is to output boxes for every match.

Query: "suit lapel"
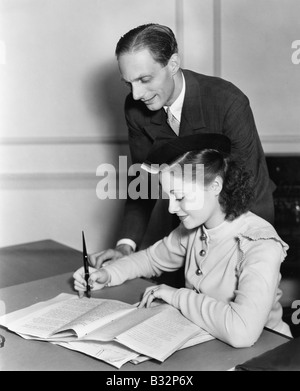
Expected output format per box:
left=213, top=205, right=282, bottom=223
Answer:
left=144, top=107, right=177, bottom=141
left=143, top=70, right=206, bottom=141
left=180, top=70, right=206, bottom=136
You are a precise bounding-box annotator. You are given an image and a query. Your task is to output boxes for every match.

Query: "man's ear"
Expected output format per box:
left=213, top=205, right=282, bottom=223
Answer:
left=168, top=53, right=181, bottom=75
left=211, top=176, right=223, bottom=196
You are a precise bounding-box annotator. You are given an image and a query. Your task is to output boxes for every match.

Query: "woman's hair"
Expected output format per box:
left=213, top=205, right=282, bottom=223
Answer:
left=169, top=149, right=255, bottom=221
left=115, top=23, right=178, bottom=66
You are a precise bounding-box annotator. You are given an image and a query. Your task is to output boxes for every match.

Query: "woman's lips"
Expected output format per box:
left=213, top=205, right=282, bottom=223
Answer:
left=178, top=215, right=188, bottom=221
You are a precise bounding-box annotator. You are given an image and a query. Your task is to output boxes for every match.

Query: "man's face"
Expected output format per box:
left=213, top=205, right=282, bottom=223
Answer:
left=118, top=49, right=177, bottom=111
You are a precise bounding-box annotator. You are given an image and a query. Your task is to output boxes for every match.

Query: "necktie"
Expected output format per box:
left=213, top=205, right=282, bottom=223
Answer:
left=166, top=107, right=180, bottom=136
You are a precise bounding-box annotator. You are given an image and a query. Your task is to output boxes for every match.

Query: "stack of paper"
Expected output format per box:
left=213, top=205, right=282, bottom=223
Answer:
left=0, top=293, right=214, bottom=369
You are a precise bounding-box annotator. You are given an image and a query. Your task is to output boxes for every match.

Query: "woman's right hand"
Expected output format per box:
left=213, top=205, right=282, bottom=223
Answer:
left=73, top=266, right=110, bottom=297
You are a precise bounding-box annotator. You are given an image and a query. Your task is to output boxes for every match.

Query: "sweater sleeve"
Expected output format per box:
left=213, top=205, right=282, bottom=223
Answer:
left=170, top=237, right=286, bottom=348
left=104, top=224, right=188, bottom=286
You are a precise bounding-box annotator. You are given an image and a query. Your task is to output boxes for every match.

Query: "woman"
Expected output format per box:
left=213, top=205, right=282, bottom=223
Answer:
left=73, top=134, right=292, bottom=348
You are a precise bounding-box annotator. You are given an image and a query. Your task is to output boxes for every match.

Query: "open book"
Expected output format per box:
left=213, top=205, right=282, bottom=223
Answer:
left=0, top=293, right=214, bottom=368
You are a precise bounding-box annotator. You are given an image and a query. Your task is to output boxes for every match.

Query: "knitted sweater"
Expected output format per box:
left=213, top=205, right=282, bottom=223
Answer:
left=104, top=212, right=292, bottom=347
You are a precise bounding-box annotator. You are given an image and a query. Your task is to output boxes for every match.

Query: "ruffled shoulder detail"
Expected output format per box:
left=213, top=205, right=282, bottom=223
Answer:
left=236, top=225, right=289, bottom=273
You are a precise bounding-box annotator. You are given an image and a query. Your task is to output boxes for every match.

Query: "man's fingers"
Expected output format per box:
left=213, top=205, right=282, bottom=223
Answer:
left=89, top=249, right=119, bottom=269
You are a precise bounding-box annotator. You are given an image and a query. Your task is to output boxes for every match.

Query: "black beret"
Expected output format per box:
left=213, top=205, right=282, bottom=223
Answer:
left=141, top=133, right=231, bottom=173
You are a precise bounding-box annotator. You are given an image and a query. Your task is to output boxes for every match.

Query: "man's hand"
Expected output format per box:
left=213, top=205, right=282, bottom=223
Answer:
left=89, top=244, right=134, bottom=269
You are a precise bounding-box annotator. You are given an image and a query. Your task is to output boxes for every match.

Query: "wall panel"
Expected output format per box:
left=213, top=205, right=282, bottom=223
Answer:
left=220, top=0, right=300, bottom=152
left=0, top=0, right=179, bottom=249
left=1, top=0, right=297, bottom=250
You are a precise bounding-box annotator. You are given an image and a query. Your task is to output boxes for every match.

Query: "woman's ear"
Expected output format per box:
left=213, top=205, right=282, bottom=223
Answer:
left=211, top=176, right=223, bottom=196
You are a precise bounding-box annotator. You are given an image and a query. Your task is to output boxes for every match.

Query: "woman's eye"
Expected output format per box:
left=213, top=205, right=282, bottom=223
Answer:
left=176, top=197, right=184, bottom=202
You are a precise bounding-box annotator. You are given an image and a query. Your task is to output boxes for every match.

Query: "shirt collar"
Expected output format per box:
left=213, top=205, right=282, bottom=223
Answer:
left=203, top=214, right=247, bottom=243
left=164, top=71, right=186, bottom=122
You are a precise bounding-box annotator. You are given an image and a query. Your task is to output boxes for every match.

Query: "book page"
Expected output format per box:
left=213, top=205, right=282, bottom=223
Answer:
left=6, top=296, right=98, bottom=338
left=115, top=306, right=201, bottom=362
left=5, top=296, right=134, bottom=339
left=130, top=328, right=215, bottom=365
left=83, top=303, right=169, bottom=342
left=0, top=293, right=74, bottom=326
left=54, top=300, right=135, bottom=338
left=179, top=328, right=215, bottom=349
left=54, top=340, right=139, bottom=369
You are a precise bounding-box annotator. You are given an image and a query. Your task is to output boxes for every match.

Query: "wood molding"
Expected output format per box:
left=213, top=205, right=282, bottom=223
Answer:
left=0, top=170, right=130, bottom=190
left=260, top=134, right=300, bottom=144
left=0, top=135, right=129, bottom=146
left=0, top=134, right=299, bottom=149
left=0, top=172, right=99, bottom=189
left=261, top=134, right=300, bottom=155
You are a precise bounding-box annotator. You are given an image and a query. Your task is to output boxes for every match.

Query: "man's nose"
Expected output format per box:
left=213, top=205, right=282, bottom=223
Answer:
left=131, top=83, right=145, bottom=101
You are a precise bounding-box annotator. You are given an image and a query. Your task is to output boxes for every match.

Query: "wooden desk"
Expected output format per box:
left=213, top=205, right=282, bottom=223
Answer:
left=0, top=240, right=82, bottom=288
left=0, top=241, right=291, bottom=371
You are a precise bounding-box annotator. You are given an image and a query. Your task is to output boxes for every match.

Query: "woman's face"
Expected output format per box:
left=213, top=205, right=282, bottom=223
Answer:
left=160, top=170, right=224, bottom=229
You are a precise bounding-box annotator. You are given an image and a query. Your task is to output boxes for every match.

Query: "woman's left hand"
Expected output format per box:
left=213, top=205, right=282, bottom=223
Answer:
left=138, top=284, right=177, bottom=308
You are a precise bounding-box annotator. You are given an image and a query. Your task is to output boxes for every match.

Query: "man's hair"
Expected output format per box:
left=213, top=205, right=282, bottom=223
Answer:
left=115, top=23, right=178, bottom=66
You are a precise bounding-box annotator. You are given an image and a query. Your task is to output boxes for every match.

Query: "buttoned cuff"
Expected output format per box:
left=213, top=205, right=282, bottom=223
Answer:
left=116, top=239, right=137, bottom=252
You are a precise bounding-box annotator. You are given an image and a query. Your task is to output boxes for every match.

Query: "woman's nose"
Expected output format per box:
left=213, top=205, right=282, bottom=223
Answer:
left=168, top=198, right=180, bottom=214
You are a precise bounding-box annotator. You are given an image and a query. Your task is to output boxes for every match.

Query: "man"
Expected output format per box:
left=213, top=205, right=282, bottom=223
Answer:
left=90, top=23, right=275, bottom=273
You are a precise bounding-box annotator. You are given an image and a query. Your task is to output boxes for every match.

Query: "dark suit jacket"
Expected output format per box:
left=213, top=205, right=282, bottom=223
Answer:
left=118, top=69, right=275, bottom=248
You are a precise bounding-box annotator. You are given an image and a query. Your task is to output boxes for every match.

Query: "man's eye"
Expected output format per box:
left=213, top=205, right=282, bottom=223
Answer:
left=176, top=197, right=184, bottom=202
left=141, top=78, right=151, bottom=83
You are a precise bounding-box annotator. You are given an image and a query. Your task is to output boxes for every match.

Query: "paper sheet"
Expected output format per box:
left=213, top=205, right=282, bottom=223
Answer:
left=54, top=340, right=139, bottom=369
left=3, top=295, right=134, bottom=339
left=1, top=293, right=215, bottom=368
left=115, top=306, right=201, bottom=362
